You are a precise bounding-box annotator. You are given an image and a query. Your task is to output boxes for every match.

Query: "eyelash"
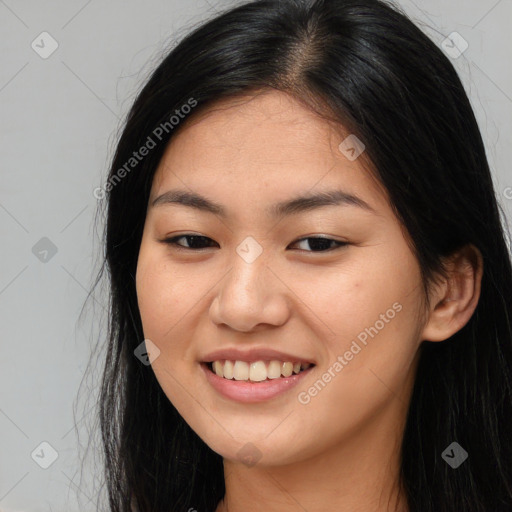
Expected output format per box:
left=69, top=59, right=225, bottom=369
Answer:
left=161, top=234, right=348, bottom=253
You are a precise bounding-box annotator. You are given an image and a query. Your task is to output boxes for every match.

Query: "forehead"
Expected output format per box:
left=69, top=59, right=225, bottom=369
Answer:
left=150, top=90, right=389, bottom=214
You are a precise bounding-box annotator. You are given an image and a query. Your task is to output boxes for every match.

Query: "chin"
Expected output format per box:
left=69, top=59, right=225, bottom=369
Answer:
left=191, top=423, right=317, bottom=468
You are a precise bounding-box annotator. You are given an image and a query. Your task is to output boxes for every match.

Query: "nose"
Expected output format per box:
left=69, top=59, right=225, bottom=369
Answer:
left=209, top=245, right=290, bottom=333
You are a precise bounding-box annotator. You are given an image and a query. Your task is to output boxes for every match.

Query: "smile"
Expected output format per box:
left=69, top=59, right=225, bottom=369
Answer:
left=201, top=360, right=315, bottom=403
left=208, top=359, right=314, bottom=382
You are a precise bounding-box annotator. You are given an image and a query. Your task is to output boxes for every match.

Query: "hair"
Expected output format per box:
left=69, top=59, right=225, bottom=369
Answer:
left=83, top=0, right=512, bottom=510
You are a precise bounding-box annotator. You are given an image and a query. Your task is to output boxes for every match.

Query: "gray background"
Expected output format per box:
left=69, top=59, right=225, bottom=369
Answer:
left=1, top=1, right=511, bottom=511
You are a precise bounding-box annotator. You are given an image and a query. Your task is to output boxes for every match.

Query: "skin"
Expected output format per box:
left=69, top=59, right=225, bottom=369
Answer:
left=135, top=89, right=483, bottom=512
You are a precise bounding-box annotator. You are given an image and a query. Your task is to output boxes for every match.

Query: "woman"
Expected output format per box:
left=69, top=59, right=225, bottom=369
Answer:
left=88, top=0, right=512, bottom=510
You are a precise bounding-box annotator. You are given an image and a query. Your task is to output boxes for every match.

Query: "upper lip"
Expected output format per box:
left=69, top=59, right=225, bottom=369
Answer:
left=201, top=347, right=316, bottom=365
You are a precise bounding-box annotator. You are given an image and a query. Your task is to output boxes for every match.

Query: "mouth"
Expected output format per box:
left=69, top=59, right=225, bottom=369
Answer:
left=204, top=359, right=315, bottom=383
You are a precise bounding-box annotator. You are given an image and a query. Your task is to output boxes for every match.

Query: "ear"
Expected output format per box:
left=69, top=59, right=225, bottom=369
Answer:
left=420, top=244, right=484, bottom=342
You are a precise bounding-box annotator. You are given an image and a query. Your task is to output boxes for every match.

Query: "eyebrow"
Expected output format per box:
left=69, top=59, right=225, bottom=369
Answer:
left=150, top=188, right=377, bottom=218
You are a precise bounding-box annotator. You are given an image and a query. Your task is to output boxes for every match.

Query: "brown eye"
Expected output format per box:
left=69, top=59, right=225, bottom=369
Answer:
left=289, top=237, right=348, bottom=253
left=161, top=234, right=348, bottom=253
left=162, top=235, right=218, bottom=250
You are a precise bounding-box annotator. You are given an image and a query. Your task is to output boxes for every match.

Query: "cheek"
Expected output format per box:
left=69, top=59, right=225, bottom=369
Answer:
left=135, top=252, right=219, bottom=349
left=297, top=250, right=422, bottom=361
left=135, top=254, right=184, bottom=339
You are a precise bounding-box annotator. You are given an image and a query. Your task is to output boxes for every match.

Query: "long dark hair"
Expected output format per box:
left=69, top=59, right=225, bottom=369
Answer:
left=82, top=0, right=512, bottom=510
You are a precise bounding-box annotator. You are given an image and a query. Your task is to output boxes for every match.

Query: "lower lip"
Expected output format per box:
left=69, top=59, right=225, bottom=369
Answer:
left=201, top=363, right=314, bottom=403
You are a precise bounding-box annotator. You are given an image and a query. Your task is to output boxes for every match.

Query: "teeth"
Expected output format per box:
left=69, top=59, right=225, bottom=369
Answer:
left=249, top=361, right=267, bottom=382
left=267, top=360, right=281, bottom=379
left=233, top=360, right=249, bottom=380
left=281, top=362, right=293, bottom=377
left=223, top=360, right=234, bottom=379
left=213, top=360, right=223, bottom=377
left=209, top=359, right=313, bottom=382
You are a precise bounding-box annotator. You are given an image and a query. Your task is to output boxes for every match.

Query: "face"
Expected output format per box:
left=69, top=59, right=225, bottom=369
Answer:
left=135, top=89, right=427, bottom=467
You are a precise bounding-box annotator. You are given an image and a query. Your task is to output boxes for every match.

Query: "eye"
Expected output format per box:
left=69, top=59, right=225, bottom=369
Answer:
left=290, top=236, right=348, bottom=252
left=161, top=234, right=347, bottom=253
left=162, top=234, right=218, bottom=251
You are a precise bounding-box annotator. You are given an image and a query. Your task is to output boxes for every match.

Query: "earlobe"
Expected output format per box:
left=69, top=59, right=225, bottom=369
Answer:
left=420, top=244, right=484, bottom=342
